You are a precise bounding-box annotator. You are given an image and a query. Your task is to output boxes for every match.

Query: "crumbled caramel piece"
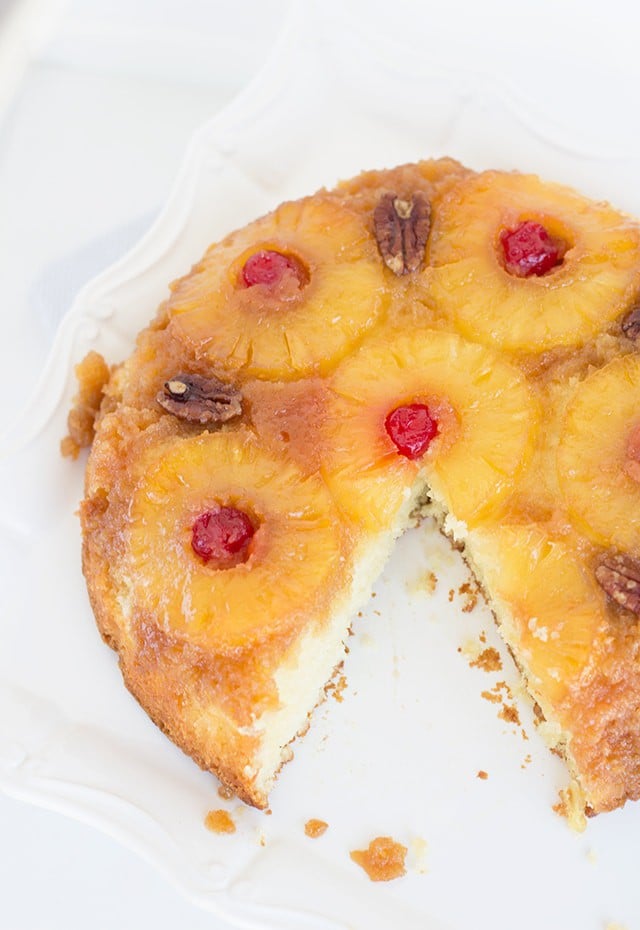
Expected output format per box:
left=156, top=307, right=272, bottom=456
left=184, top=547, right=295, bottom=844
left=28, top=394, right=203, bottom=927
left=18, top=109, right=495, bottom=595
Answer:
left=477, top=770, right=489, bottom=780
left=204, top=809, right=236, bottom=834
left=304, top=818, right=328, bottom=838
left=350, top=836, right=407, bottom=882
left=217, top=784, right=235, bottom=801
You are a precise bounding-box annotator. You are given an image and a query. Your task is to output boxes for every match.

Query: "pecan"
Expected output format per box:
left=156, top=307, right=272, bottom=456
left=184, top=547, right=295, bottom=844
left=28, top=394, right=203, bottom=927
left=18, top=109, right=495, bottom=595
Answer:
left=157, top=374, right=242, bottom=425
left=595, top=551, right=640, bottom=615
left=621, top=306, right=640, bottom=340
left=373, top=192, right=431, bottom=276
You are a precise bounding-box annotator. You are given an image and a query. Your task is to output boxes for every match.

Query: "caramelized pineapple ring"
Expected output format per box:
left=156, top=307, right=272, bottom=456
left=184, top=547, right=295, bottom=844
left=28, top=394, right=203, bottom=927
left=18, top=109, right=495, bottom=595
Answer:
left=470, top=524, right=609, bottom=703
left=321, top=328, right=538, bottom=531
left=558, top=354, right=640, bottom=551
left=166, top=196, right=389, bottom=381
left=128, top=431, right=347, bottom=653
left=429, top=171, right=640, bottom=352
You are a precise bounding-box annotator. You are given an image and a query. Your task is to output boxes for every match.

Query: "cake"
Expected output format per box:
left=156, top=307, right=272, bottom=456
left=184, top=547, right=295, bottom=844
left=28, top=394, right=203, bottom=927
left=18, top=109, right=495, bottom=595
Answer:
left=66, top=158, right=640, bottom=815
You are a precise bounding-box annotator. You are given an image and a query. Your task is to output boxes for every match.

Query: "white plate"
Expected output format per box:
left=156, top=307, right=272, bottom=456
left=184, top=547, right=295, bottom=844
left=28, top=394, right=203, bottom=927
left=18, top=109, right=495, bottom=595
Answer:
left=2, top=2, right=640, bottom=928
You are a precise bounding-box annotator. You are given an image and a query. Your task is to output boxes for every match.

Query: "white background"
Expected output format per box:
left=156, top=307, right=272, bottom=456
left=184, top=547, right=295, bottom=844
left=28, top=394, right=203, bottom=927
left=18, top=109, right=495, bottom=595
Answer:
left=3, top=2, right=640, bottom=929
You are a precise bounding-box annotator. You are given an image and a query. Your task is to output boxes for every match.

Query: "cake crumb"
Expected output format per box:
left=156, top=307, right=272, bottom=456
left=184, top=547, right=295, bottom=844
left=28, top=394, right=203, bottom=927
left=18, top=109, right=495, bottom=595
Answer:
left=521, top=753, right=532, bottom=770
left=459, top=638, right=483, bottom=661
left=499, top=703, right=520, bottom=726
left=458, top=581, right=479, bottom=613
left=479, top=630, right=487, bottom=643
left=205, top=809, right=236, bottom=834
left=326, top=674, right=348, bottom=703
left=408, top=570, right=438, bottom=596
left=217, top=784, right=235, bottom=801
left=553, top=780, right=587, bottom=833
left=350, top=836, right=407, bottom=882
left=494, top=680, right=512, bottom=697
left=408, top=836, right=429, bottom=874
left=477, top=770, right=489, bottom=780
left=304, top=818, right=328, bottom=838
left=424, top=570, right=437, bottom=593
left=448, top=588, right=455, bottom=602
left=470, top=647, right=502, bottom=672
left=481, top=689, right=502, bottom=704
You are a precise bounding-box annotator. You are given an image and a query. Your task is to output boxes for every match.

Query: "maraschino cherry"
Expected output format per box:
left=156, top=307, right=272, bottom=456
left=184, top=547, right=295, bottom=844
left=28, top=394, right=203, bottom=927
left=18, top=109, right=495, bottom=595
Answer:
left=501, top=221, right=563, bottom=277
left=242, top=250, right=305, bottom=288
left=191, top=507, right=255, bottom=565
left=385, top=403, right=438, bottom=459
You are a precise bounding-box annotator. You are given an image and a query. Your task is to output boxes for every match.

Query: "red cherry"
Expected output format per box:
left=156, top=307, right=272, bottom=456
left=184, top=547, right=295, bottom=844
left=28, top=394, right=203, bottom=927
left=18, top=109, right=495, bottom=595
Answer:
left=191, top=507, right=255, bottom=565
left=241, top=250, right=304, bottom=288
left=500, top=221, right=562, bottom=277
left=385, top=403, right=438, bottom=459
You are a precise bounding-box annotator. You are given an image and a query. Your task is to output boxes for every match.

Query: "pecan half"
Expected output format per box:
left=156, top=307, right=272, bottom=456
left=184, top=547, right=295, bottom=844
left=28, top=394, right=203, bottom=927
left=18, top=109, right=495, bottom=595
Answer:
left=595, top=551, right=640, bottom=615
left=157, top=374, right=242, bottom=425
left=621, top=306, right=640, bottom=340
left=373, top=192, right=431, bottom=276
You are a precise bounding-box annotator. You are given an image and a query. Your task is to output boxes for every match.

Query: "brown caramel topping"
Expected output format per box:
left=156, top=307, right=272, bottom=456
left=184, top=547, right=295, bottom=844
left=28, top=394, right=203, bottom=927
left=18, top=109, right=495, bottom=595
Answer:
left=61, top=350, right=110, bottom=458
left=373, top=192, right=431, bottom=275
left=157, top=373, right=242, bottom=425
left=204, top=809, right=236, bottom=834
left=350, top=836, right=407, bottom=882
left=304, top=818, right=329, bottom=838
left=596, top=551, right=640, bottom=615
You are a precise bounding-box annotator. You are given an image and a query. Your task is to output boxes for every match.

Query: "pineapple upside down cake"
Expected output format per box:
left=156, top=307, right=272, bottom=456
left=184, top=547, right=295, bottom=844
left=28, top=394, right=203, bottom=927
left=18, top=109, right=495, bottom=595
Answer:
left=66, top=158, right=640, bottom=815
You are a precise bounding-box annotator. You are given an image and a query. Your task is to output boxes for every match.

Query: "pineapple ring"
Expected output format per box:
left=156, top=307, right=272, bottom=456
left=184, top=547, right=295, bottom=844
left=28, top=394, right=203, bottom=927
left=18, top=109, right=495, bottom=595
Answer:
left=127, top=431, right=346, bottom=653
left=166, top=196, right=389, bottom=381
left=557, top=354, right=640, bottom=551
left=469, top=524, right=610, bottom=704
left=429, top=171, right=640, bottom=352
left=321, top=327, right=538, bottom=531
